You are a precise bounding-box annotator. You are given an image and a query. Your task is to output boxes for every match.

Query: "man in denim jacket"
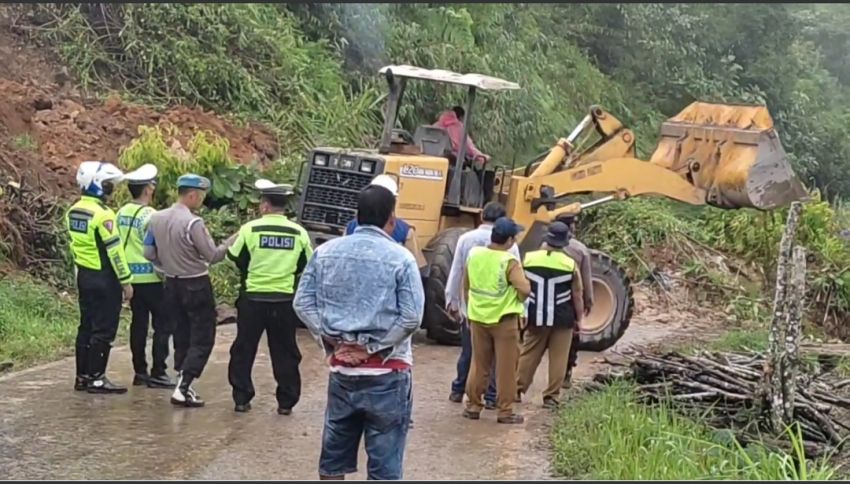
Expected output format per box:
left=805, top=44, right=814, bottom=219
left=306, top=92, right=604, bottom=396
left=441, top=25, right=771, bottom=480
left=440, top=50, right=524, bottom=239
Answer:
left=294, top=184, right=425, bottom=481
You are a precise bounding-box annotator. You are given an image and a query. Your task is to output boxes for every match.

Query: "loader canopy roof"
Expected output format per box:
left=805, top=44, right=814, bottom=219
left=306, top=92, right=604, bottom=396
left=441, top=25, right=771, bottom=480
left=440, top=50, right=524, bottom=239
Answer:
left=378, top=65, right=520, bottom=91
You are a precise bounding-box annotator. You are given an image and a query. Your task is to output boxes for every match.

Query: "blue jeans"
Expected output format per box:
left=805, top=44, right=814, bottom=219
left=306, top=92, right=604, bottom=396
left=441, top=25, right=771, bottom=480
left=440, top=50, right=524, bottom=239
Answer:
left=451, top=318, right=496, bottom=404
left=319, top=370, right=412, bottom=480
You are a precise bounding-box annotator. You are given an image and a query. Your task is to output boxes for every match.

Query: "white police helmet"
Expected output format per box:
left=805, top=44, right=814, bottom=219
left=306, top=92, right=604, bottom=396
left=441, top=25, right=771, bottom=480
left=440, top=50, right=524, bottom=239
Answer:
left=76, top=161, right=124, bottom=197
left=369, top=174, right=399, bottom=197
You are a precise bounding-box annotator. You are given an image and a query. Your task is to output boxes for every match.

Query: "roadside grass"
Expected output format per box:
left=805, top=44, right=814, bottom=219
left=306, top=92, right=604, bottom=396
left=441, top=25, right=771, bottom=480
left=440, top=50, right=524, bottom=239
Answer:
left=551, top=382, right=838, bottom=480
left=0, top=274, right=128, bottom=370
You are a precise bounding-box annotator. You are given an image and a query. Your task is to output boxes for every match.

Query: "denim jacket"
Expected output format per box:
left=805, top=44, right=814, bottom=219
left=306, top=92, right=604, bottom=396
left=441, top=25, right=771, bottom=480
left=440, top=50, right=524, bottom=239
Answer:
left=293, top=225, right=425, bottom=365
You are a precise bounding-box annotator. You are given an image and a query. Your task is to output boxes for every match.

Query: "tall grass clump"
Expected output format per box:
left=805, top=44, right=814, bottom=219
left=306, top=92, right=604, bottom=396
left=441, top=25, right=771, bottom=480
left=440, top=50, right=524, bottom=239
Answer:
left=0, top=275, right=80, bottom=367
left=552, top=383, right=837, bottom=480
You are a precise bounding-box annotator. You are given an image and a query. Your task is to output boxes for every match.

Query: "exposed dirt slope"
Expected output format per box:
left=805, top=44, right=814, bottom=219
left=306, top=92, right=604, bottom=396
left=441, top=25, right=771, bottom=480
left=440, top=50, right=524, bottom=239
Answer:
left=0, top=16, right=279, bottom=197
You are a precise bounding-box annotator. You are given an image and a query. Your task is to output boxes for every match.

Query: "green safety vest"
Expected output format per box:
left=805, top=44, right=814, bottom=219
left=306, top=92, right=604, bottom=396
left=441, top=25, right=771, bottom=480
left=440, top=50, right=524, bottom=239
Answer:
left=227, top=213, right=314, bottom=299
left=117, top=202, right=161, bottom=284
left=65, top=195, right=132, bottom=283
left=466, top=246, right=524, bottom=324
left=523, top=249, right=577, bottom=328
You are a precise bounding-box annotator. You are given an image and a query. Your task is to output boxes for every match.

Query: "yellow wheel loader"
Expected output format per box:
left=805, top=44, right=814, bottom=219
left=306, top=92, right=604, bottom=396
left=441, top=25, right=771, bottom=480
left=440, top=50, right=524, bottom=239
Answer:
left=295, top=65, right=807, bottom=350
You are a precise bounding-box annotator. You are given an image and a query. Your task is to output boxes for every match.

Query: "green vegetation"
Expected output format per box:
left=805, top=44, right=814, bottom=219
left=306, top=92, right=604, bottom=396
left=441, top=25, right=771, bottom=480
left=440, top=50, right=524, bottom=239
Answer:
left=552, top=383, right=837, bottom=480
left=24, top=3, right=850, bottom=200
left=12, top=133, right=38, bottom=151
left=579, top=196, right=850, bottom=329
left=0, top=274, right=127, bottom=369
left=23, top=2, right=850, bottom=328
left=0, top=275, right=77, bottom=366
left=35, top=3, right=382, bottom=159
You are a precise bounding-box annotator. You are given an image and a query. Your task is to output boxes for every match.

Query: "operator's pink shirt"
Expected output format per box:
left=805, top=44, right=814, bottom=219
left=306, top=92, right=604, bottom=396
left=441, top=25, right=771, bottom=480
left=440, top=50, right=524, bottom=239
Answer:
left=433, top=110, right=487, bottom=161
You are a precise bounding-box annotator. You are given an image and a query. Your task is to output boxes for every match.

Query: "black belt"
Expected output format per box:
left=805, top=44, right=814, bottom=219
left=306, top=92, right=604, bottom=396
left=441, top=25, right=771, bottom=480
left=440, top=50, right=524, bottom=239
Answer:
left=165, top=273, right=209, bottom=281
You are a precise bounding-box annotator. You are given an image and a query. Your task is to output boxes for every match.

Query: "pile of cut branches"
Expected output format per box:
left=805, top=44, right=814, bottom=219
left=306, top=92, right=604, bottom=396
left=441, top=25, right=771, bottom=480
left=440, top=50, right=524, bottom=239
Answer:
left=593, top=348, right=850, bottom=457
left=0, top=179, right=70, bottom=284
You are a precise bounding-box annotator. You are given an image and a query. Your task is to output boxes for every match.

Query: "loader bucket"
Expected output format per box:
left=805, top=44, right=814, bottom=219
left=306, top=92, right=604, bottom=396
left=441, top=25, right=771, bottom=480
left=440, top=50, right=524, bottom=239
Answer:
left=649, top=102, right=808, bottom=210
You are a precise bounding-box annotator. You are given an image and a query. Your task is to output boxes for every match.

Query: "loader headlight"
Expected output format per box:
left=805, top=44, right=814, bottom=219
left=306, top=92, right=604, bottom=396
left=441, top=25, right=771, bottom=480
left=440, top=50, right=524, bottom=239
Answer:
left=360, top=159, right=376, bottom=174
left=313, top=153, right=328, bottom=166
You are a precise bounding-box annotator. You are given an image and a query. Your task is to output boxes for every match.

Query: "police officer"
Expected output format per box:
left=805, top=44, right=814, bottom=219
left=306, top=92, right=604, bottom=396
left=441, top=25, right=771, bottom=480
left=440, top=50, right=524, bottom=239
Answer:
left=118, top=164, right=175, bottom=389
left=226, top=179, right=313, bottom=415
left=143, top=174, right=235, bottom=408
left=66, top=161, right=134, bottom=394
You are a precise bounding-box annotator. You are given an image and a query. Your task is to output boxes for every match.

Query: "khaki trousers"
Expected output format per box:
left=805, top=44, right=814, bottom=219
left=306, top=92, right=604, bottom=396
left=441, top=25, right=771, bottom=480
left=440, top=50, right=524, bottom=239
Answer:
left=465, top=314, right=520, bottom=418
left=517, top=325, right=574, bottom=401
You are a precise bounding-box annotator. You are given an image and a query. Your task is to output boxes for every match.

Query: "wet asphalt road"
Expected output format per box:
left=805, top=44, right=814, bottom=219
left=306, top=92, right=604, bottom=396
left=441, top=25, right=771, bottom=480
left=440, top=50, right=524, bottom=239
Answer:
left=0, top=317, right=677, bottom=480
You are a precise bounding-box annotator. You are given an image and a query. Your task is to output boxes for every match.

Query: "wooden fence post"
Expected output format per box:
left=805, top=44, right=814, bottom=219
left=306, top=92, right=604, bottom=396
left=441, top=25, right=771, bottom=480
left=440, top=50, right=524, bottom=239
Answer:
left=781, top=245, right=807, bottom=423
left=764, top=201, right=802, bottom=430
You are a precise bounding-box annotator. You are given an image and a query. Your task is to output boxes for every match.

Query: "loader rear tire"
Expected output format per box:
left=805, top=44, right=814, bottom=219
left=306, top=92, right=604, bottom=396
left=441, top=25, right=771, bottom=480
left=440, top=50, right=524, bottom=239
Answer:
left=421, top=228, right=469, bottom=346
left=577, top=251, right=634, bottom=352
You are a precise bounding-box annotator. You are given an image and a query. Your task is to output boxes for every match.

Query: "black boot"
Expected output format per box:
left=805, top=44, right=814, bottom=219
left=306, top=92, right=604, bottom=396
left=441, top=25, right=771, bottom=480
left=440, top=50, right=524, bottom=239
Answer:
left=562, top=368, right=573, bottom=389
left=147, top=373, right=176, bottom=389
left=74, top=344, right=90, bottom=391
left=87, top=344, right=127, bottom=395
left=171, top=372, right=205, bottom=408
left=133, top=373, right=150, bottom=386
left=74, top=375, right=90, bottom=391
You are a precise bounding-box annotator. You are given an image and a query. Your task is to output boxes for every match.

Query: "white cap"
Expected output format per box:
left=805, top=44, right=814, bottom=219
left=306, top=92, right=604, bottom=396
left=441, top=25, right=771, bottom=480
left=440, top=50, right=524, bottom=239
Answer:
left=370, top=174, right=398, bottom=197
left=254, top=178, right=294, bottom=196
left=124, top=163, right=158, bottom=185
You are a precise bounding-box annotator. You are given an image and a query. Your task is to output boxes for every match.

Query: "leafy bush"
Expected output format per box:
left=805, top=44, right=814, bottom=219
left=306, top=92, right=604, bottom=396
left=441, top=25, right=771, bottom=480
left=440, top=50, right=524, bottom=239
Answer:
left=116, top=125, right=234, bottom=206
left=700, top=194, right=850, bottom=323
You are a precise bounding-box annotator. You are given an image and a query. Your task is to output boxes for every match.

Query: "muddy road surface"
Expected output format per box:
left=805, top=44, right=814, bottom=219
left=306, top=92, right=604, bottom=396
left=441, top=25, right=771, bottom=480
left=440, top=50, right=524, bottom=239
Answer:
left=0, top=305, right=695, bottom=480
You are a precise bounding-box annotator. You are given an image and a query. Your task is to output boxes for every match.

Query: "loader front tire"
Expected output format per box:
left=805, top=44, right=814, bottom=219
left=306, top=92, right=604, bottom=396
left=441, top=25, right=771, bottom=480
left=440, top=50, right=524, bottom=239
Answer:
left=577, top=250, right=634, bottom=352
left=421, top=228, right=469, bottom=346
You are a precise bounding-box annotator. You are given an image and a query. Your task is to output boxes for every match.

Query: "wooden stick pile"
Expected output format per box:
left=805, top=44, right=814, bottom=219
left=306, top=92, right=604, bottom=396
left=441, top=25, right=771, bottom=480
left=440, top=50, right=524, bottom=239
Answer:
left=0, top=179, right=68, bottom=279
left=594, top=348, right=850, bottom=456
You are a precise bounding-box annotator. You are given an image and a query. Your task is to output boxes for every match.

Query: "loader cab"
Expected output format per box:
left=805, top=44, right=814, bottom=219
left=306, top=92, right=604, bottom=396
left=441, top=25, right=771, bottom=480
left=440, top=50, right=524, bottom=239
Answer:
left=375, top=65, right=520, bottom=212
left=296, top=65, right=519, bottom=247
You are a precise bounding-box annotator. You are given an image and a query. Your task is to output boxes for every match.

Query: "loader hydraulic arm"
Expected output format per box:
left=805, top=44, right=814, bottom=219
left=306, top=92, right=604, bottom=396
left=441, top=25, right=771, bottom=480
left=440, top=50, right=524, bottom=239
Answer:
left=502, top=102, right=807, bottom=233
left=527, top=105, right=637, bottom=179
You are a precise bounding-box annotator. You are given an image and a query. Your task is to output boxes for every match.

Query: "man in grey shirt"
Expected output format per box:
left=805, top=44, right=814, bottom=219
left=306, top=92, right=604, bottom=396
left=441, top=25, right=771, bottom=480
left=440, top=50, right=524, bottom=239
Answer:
left=556, top=214, right=593, bottom=388
left=445, top=202, right=520, bottom=406
left=144, top=174, right=235, bottom=407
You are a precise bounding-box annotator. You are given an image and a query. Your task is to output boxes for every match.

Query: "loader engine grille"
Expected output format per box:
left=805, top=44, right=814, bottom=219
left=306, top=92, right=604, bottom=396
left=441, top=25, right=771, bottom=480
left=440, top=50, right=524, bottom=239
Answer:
left=300, top=167, right=375, bottom=229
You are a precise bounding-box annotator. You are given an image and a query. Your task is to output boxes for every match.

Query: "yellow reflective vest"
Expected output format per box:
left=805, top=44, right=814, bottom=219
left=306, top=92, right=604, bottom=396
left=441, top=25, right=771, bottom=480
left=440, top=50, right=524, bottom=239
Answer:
left=466, top=247, right=524, bottom=324
left=227, top=213, right=313, bottom=300
left=117, top=202, right=161, bottom=284
left=66, top=195, right=132, bottom=283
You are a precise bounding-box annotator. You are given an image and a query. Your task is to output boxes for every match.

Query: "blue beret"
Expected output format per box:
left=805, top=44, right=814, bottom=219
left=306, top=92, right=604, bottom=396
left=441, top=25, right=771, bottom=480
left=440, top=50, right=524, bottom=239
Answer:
left=177, top=174, right=211, bottom=190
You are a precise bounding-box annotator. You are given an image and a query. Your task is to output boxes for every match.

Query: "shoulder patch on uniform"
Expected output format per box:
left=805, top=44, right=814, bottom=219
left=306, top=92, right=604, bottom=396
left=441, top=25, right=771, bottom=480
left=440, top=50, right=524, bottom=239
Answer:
left=103, top=219, right=114, bottom=233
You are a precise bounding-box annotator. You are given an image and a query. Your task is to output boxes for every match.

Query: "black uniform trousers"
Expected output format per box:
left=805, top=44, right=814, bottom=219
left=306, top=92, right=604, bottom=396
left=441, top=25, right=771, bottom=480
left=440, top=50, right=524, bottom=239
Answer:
left=228, top=298, right=302, bottom=409
left=129, top=282, right=172, bottom=377
left=76, top=267, right=122, bottom=377
left=164, top=275, right=217, bottom=379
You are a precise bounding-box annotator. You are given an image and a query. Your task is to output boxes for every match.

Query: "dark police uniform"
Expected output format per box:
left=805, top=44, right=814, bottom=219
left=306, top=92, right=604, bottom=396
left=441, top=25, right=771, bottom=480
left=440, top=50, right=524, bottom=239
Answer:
left=143, top=174, right=234, bottom=407
left=227, top=182, right=313, bottom=414
left=66, top=193, right=132, bottom=393
left=117, top=165, right=174, bottom=389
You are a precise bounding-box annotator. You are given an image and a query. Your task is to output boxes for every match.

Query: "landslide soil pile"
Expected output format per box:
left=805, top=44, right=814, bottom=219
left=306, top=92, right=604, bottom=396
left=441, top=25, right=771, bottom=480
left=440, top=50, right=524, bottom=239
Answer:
left=0, top=19, right=280, bottom=197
